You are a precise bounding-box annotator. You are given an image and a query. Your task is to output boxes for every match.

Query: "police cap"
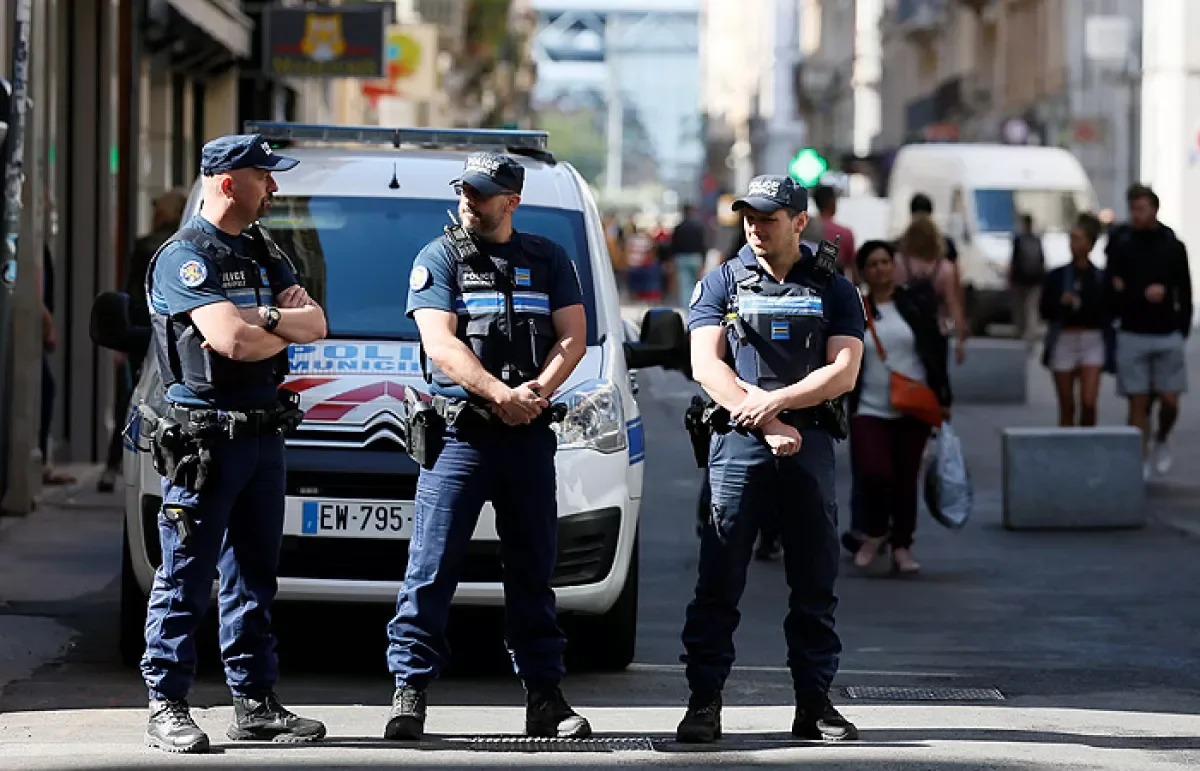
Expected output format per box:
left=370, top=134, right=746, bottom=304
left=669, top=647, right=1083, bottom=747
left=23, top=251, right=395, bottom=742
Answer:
left=733, top=175, right=808, bottom=215
left=200, top=134, right=299, bottom=176
left=451, top=151, right=525, bottom=196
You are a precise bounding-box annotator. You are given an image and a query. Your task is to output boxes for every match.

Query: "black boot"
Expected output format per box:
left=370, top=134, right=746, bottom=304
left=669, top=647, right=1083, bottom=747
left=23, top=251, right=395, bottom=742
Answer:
left=792, top=693, right=858, bottom=741
left=226, top=693, right=326, bottom=743
left=526, top=686, right=592, bottom=738
left=383, top=685, right=427, bottom=741
left=146, top=699, right=210, bottom=754
left=675, top=691, right=722, bottom=743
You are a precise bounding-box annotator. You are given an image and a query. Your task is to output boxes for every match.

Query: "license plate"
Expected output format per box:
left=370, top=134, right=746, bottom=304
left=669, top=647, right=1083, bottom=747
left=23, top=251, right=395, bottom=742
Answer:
left=290, top=499, right=414, bottom=539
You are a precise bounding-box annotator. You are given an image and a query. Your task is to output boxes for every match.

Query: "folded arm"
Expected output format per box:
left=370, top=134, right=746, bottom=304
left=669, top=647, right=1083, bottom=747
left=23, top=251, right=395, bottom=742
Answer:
left=690, top=325, right=748, bottom=410
left=772, top=336, right=864, bottom=410
left=190, top=301, right=290, bottom=361
left=412, top=307, right=509, bottom=402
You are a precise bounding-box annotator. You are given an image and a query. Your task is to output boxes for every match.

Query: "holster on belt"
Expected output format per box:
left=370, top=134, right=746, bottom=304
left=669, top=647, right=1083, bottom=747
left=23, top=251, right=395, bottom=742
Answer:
left=683, top=395, right=712, bottom=468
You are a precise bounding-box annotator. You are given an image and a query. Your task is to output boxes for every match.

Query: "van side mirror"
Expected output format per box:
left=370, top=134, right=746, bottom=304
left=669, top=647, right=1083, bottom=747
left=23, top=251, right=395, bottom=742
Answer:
left=623, top=308, right=689, bottom=375
left=90, top=291, right=150, bottom=354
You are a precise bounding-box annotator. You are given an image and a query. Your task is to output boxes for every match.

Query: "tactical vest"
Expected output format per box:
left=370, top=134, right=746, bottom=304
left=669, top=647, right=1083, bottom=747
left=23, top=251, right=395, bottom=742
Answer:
left=146, top=225, right=290, bottom=402
left=724, top=242, right=836, bottom=390
left=427, top=231, right=558, bottom=389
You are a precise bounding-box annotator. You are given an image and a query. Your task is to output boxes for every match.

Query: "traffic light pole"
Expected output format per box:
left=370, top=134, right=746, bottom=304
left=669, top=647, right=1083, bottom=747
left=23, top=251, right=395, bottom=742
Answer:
left=0, top=0, right=34, bottom=512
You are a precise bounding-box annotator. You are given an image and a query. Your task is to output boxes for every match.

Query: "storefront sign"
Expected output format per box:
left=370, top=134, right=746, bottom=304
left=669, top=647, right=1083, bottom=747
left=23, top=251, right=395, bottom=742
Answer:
left=264, top=5, right=388, bottom=78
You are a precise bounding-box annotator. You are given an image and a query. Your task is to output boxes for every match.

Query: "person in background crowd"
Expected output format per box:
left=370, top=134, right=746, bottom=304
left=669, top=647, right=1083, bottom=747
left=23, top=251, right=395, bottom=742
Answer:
left=1040, top=212, right=1113, bottom=428
left=39, top=239, right=74, bottom=486
left=99, top=190, right=189, bottom=493
left=907, top=193, right=966, bottom=318
left=603, top=212, right=628, bottom=299
left=850, top=240, right=950, bottom=575
left=812, top=185, right=856, bottom=280
left=894, top=215, right=968, bottom=365
left=671, top=203, right=708, bottom=308
left=1105, top=184, right=1192, bottom=479
left=1009, top=213, right=1046, bottom=342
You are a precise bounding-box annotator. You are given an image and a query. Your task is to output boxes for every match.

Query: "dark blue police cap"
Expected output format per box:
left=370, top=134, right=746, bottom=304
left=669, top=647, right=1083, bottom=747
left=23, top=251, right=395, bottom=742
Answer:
left=732, top=175, right=808, bottom=215
left=451, top=152, right=524, bottom=196
left=200, top=134, right=299, bottom=176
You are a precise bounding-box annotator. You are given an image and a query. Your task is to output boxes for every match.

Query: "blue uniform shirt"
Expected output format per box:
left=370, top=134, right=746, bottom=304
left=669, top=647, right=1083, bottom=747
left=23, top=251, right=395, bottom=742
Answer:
left=150, top=214, right=298, bottom=407
left=687, top=245, right=865, bottom=383
left=405, top=231, right=584, bottom=398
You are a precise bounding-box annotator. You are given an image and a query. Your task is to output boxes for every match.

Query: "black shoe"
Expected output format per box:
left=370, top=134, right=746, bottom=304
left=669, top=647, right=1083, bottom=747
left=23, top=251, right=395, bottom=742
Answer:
left=226, top=693, right=326, bottom=743
left=384, top=685, right=427, bottom=741
left=526, top=686, right=592, bottom=738
left=97, top=468, right=117, bottom=493
left=754, top=538, right=783, bottom=561
left=840, top=531, right=864, bottom=555
left=146, top=699, right=210, bottom=754
left=676, top=691, right=722, bottom=743
left=792, top=693, right=858, bottom=741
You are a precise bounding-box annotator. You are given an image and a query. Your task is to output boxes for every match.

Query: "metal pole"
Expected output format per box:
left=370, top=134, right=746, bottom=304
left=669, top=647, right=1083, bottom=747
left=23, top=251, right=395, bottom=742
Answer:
left=604, top=14, right=622, bottom=196
left=0, top=0, right=34, bottom=510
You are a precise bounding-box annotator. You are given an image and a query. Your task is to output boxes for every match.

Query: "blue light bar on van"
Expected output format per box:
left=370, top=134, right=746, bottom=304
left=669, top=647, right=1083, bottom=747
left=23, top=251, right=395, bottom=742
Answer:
left=244, top=121, right=550, bottom=151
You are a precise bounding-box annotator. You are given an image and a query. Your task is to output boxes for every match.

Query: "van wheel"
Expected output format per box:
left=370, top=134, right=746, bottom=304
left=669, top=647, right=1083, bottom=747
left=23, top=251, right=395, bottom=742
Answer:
left=119, top=521, right=149, bottom=668
left=567, top=534, right=638, bottom=672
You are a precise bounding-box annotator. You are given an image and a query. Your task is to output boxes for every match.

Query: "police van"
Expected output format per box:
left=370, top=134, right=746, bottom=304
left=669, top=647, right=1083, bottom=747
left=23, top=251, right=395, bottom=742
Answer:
left=91, top=123, right=688, bottom=671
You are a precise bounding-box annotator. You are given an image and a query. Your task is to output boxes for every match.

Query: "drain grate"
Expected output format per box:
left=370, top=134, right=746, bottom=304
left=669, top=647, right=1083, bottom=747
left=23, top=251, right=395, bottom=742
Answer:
left=844, top=686, right=1005, bottom=701
left=464, top=737, right=656, bottom=753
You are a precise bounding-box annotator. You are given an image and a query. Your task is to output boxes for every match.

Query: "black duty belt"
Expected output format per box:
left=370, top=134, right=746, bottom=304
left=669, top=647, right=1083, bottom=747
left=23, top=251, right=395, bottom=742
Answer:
left=168, top=404, right=280, bottom=438
left=427, top=395, right=567, bottom=428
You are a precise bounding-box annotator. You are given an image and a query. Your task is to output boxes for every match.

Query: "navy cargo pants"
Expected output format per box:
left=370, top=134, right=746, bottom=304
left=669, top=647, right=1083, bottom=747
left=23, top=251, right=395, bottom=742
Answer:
left=141, top=431, right=286, bottom=702
left=681, top=428, right=842, bottom=699
left=387, top=420, right=565, bottom=690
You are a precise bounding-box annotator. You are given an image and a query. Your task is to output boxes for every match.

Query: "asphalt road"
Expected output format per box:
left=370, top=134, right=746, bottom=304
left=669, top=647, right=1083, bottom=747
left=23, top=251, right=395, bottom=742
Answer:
left=2, top=364, right=1200, bottom=769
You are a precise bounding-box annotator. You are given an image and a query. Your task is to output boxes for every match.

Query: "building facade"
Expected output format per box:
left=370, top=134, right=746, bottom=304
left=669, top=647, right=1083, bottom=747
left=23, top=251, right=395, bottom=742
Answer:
left=873, top=0, right=1142, bottom=210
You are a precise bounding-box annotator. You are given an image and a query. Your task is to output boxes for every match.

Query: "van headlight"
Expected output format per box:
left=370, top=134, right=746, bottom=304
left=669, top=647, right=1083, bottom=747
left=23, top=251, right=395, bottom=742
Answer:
left=551, top=379, right=627, bottom=453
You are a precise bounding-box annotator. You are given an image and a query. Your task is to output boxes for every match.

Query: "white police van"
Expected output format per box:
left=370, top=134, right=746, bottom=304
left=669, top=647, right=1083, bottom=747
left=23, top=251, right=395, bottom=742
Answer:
left=92, top=123, right=688, bottom=671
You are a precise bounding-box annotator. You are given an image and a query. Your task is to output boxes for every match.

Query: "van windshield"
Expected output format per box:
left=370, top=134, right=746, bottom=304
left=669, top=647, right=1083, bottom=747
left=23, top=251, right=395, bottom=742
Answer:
left=973, top=189, right=1090, bottom=234
left=259, top=196, right=598, bottom=344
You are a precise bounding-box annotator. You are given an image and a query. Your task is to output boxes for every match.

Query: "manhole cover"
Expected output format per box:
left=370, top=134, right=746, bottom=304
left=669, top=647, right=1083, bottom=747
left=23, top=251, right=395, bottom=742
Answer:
left=844, top=686, right=1005, bottom=701
left=465, top=737, right=655, bottom=753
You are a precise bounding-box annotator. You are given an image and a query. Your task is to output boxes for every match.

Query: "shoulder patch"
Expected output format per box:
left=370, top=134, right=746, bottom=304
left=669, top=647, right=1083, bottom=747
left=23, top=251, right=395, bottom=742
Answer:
left=409, top=264, right=432, bottom=292
left=178, top=259, right=207, bottom=288
left=689, top=281, right=704, bottom=308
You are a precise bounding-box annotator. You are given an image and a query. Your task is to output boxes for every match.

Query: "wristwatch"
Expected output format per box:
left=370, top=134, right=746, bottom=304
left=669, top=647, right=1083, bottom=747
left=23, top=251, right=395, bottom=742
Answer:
left=263, top=305, right=282, bottom=332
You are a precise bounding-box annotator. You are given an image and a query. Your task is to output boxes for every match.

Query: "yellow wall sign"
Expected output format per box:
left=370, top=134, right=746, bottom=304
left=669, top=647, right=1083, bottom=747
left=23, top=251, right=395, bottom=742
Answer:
left=264, top=6, right=387, bottom=79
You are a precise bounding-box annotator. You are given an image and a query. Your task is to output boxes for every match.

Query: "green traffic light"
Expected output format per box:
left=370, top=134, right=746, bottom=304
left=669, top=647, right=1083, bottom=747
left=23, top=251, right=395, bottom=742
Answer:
left=788, top=148, right=828, bottom=186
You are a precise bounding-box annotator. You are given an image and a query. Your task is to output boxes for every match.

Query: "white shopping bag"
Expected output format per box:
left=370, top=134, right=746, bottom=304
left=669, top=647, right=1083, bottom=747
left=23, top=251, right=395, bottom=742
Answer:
left=919, top=422, right=973, bottom=530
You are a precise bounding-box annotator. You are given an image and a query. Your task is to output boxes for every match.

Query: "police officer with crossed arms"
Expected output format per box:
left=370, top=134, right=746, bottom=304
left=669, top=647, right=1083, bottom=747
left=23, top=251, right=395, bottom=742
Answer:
left=678, top=175, right=866, bottom=743
left=140, top=134, right=328, bottom=753
left=384, top=152, right=590, bottom=740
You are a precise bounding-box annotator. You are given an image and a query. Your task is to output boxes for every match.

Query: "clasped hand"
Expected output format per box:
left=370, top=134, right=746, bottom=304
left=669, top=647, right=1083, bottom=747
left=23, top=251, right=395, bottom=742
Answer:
left=489, top=381, right=549, bottom=426
left=730, top=380, right=800, bottom=457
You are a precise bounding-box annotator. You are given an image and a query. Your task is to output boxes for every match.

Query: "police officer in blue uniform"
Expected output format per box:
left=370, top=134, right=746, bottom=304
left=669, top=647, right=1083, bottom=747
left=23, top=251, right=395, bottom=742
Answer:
left=384, top=152, right=591, bottom=741
left=140, top=134, right=328, bottom=753
left=677, top=175, right=866, bottom=743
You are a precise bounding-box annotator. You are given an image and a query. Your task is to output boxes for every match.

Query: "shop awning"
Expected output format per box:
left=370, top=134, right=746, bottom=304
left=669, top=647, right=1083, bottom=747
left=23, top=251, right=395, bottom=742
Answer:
left=153, top=0, right=253, bottom=60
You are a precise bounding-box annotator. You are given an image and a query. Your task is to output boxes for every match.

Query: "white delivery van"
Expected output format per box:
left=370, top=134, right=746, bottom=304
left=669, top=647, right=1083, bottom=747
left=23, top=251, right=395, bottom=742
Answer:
left=90, top=123, right=689, bottom=672
left=886, top=143, right=1103, bottom=333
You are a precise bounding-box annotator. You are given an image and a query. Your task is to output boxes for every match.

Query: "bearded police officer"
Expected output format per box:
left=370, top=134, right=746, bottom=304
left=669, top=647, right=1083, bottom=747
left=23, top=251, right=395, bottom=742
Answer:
left=384, top=152, right=590, bottom=741
left=677, top=175, right=865, bottom=743
left=140, top=134, right=328, bottom=753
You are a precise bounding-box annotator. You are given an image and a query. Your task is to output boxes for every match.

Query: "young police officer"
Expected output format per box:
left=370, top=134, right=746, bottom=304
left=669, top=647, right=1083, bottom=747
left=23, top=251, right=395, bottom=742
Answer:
left=141, top=134, right=328, bottom=753
left=679, top=175, right=866, bottom=743
left=385, top=152, right=590, bottom=740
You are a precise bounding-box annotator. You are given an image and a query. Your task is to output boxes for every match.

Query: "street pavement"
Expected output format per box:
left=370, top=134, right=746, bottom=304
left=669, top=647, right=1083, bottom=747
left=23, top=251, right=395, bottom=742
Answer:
left=2, top=329, right=1200, bottom=769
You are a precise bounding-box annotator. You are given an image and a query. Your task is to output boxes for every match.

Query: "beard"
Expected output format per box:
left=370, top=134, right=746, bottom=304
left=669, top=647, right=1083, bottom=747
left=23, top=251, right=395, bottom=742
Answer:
left=255, top=193, right=273, bottom=220
left=460, top=200, right=501, bottom=237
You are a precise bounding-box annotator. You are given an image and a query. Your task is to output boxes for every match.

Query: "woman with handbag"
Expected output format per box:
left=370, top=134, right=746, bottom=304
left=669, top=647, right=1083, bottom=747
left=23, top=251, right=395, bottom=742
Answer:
left=1038, top=212, right=1113, bottom=427
left=849, top=241, right=953, bottom=574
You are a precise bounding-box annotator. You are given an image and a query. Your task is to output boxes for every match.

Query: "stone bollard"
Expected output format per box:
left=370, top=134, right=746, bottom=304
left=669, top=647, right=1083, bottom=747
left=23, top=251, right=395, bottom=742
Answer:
left=1002, top=426, right=1145, bottom=530
left=950, top=339, right=1028, bottom=404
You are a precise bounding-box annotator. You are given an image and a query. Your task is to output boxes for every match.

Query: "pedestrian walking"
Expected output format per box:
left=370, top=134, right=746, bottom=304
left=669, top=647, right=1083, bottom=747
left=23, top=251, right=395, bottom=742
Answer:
left=1105, top=184, right=1192, bottom=478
